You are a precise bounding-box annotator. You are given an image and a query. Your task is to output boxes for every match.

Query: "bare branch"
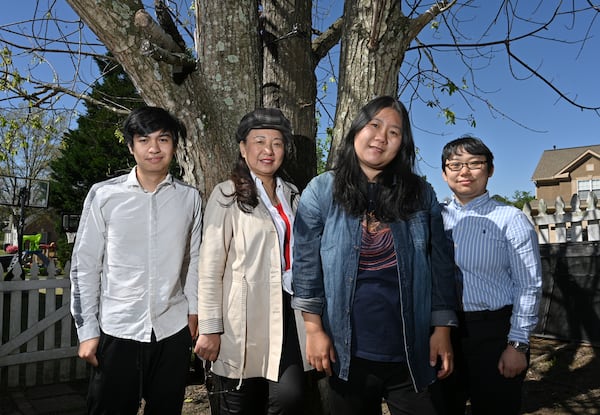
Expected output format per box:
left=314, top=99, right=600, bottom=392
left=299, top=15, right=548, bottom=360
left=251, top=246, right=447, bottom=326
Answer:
left=15, top=78, right=131, bottom=114
left=134, top=9, right=185, bottom=53
left=0, top=34, right=111, bottom=61
left=312, top=17, right=343, bottom=63
left=140, top=39, right=196, bottom=71
left=504, top=42, right=600, bottom=111
left=406, top=1, right=599, bottom=116
left=154, top=0, right=187, bottom=51
left=407, top=0, right=458, bottom=38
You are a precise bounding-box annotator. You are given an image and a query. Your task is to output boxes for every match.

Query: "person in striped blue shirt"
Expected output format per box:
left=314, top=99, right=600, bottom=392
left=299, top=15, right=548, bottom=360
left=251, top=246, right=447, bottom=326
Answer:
left=432, top=136, right=542, bottom=415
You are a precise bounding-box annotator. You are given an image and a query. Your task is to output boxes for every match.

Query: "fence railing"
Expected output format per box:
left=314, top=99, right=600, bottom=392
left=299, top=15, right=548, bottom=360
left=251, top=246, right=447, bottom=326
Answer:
left=523, top=193, right=600, bottom=244
left=0, top=259, right=87, bottom=390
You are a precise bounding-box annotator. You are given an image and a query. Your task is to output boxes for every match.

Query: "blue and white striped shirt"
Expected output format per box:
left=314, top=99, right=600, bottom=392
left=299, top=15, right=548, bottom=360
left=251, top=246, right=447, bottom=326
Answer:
left=441, top=192, right=542, bottom=343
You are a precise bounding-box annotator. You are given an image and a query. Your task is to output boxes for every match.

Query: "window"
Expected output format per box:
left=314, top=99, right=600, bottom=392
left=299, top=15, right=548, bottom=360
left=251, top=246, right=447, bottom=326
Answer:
left=577, top=179, right=600, bottom=200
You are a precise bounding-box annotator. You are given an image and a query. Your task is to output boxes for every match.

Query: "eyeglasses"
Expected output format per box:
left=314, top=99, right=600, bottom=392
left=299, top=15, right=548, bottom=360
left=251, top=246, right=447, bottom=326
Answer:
left=445, top=160, right=487, bottom=172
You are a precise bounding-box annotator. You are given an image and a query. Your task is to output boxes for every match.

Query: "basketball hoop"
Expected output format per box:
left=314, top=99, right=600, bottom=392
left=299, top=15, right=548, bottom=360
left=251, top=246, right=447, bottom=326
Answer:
left=66, top=232, right=77, bottom=244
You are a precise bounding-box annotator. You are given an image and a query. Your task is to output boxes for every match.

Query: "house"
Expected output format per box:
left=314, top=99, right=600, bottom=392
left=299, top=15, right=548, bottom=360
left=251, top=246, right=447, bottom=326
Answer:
left=531, top=144, right=600, bottom=210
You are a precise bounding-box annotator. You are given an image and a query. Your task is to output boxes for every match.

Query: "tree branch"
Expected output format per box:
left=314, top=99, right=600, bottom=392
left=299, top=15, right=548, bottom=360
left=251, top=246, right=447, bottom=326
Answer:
left=312, top=17, right=344, bottom=63
left=28, top=81, right=130, bottom=114
left=134, top=9, right=185, bottom=53
left=407, top=0, right=457, bottom=39
left=505, top=42, right=600, bottom=111
left=135, top=9, right=195, bottom=84
left=154, top=0, right=186, bottom=51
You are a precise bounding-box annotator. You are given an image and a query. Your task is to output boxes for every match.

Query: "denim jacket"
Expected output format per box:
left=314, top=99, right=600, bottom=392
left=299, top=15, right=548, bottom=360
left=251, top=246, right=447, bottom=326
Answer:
left=291, top=172, right=457, bottom=392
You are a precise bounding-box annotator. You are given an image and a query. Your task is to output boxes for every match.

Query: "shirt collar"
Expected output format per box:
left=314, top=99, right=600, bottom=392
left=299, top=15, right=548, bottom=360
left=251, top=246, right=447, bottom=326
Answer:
left=451, top=191, right=490, bottom=210
left=250, top=171, right=282, bottom=192
left=126, top=166, right=174, bottom=190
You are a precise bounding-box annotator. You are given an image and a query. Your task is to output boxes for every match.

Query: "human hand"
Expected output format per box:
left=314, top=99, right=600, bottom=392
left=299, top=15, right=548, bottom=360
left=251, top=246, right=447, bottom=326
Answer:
left=498, top=345, right=527, bottom=378
left=78, top=337, right=100, bottom=367
left=188, top=314, right=199, bottom=340
left=430, top=326, right=453, bottom=379
left=302, top=313, right=336, bottom=376
left=305, top=328, right=336, bottom=376
left=194, top=333, right=221, bottom=362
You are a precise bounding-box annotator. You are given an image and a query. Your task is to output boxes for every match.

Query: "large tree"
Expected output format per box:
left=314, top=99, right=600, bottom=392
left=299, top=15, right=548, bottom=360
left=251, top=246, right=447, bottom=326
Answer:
left=48, top=56, right=144, bottom=263
left=0, top=107, right=67, bottom=257
left=1, top=1, right=598, bottom=196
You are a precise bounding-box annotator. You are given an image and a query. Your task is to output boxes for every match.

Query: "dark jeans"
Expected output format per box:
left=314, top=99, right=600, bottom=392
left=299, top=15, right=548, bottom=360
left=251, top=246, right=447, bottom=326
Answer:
left=431, top=306, right=527, bottom=415
left=211, top=292, right=305, bottom=415
left=87, top=327, right=192, bottom=415
left=328, top=357, right=437, bottom=415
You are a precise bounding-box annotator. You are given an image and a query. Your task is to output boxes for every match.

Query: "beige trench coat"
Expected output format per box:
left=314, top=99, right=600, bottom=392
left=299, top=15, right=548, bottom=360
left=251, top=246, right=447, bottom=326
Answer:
left=197, top=179, right=309, bottom=382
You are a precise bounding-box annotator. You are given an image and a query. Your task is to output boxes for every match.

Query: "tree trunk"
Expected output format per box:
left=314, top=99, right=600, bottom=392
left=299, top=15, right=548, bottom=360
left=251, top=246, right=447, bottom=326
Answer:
left=327, top=0, right=405, bottom=167
left=262, top=0, right=317, bottom=189
left=327, top=1, right=441, bottom=168
left=66, top=0, right=265, bottom=197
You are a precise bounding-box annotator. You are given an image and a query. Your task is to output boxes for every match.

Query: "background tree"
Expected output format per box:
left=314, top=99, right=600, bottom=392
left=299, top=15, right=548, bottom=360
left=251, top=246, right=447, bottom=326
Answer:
left=1, top=1, right=598, bottom=198
left=49, top=56, right=143, bottom=214
left=49, top=56, right=144, bottom=263
left=492, top=190, right=535, bottom=210
left=0, top=108, right=65, bottom=181
left=0, top=107, right=67, bottom=256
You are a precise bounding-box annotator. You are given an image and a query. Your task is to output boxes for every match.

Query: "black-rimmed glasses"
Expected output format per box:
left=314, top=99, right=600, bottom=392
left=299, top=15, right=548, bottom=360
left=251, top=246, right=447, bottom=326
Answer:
left=445, top=160, right=487, bottom=171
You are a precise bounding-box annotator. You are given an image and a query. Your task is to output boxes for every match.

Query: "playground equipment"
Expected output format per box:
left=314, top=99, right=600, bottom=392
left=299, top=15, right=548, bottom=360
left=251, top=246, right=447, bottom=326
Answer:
left=0, top=175, right=51, bottom=279
left=21, top=233, right=51, bottom=268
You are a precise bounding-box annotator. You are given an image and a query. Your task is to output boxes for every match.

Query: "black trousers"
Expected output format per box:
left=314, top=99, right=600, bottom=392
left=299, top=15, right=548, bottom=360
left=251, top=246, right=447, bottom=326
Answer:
left=328, top=358, right=437, bottom=415
left=87, top=327, right=192, bottom=415
left=211, top=293, right=305, bottom=415
left=431, top=306, right=528, bottom=415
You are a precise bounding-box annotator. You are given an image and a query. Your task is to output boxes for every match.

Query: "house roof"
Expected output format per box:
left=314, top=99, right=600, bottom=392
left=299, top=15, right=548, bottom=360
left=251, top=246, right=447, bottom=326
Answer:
left=532, top=144, right=600, bottom=181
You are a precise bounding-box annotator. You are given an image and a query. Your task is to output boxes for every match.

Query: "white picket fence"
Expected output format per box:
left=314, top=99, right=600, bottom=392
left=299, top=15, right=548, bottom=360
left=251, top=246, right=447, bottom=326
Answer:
left=0, top=259, right=87, bottom=389
left=523, top=193, right=600, bottom=244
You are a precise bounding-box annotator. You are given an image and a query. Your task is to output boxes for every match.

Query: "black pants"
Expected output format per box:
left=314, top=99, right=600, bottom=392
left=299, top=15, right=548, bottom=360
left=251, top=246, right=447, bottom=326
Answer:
left=87, top=327, right=192, bottom=415
left=328, top=357, right=437, bottom=415
left=211, top=293, right=305, bottom=415
left=431, top=306, right=527, bottom=415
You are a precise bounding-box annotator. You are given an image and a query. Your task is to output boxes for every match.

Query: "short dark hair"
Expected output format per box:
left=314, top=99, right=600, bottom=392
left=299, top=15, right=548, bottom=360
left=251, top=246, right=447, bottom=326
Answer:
left=122, top=106, right=185, bottom=148
left=441, top=136, right=494, bottom=171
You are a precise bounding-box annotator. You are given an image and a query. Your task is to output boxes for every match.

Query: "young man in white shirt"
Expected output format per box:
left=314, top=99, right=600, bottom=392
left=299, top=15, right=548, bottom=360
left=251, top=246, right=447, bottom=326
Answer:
left=70, top=106, right=202, bottom=414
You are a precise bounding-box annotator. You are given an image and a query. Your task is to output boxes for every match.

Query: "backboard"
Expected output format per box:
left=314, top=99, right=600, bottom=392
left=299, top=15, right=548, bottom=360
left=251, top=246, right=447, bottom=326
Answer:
left=0, top=175, right=50, bottom=208
left=62, top=213, right=81, bottom=232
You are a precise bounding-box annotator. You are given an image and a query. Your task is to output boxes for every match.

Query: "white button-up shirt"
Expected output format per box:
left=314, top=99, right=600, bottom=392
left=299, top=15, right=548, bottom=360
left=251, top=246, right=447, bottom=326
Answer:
left=70, top=167, right=202, bottom=342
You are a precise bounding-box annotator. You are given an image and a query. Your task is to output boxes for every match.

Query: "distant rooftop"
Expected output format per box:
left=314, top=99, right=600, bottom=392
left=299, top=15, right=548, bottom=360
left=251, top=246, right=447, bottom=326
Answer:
left=532, top=144, right=600, bottom=181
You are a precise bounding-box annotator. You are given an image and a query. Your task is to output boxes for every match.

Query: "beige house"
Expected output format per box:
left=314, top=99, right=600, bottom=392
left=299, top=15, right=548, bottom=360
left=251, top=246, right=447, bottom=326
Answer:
left=532, top=145, right=600, bottom=210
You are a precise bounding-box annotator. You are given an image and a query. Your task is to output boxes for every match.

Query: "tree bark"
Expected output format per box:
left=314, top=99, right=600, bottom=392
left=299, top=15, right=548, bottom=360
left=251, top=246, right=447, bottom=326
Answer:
left=65, top=0, right=267, bottom=196
left=262, top=0, right=317, bottom=189
left=327, top=1, right=443, bottom=167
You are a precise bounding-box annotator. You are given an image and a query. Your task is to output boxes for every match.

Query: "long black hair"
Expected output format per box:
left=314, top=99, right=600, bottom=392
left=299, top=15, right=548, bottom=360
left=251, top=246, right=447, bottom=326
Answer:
left=333, top=96, right=425, bottom=221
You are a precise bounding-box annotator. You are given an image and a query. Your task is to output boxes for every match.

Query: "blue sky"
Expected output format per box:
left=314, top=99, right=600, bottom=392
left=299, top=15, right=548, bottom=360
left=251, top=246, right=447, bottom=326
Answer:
left=408, top=37, right=600, bottom=201
left=3, top=2, right=599, bottom=201
left=312, top=3, right=600, bottom=201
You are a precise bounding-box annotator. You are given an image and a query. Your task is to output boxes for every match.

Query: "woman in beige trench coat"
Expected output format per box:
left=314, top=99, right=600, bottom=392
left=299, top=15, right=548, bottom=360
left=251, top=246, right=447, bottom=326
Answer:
left=194, top=108, right=310, bottom=415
